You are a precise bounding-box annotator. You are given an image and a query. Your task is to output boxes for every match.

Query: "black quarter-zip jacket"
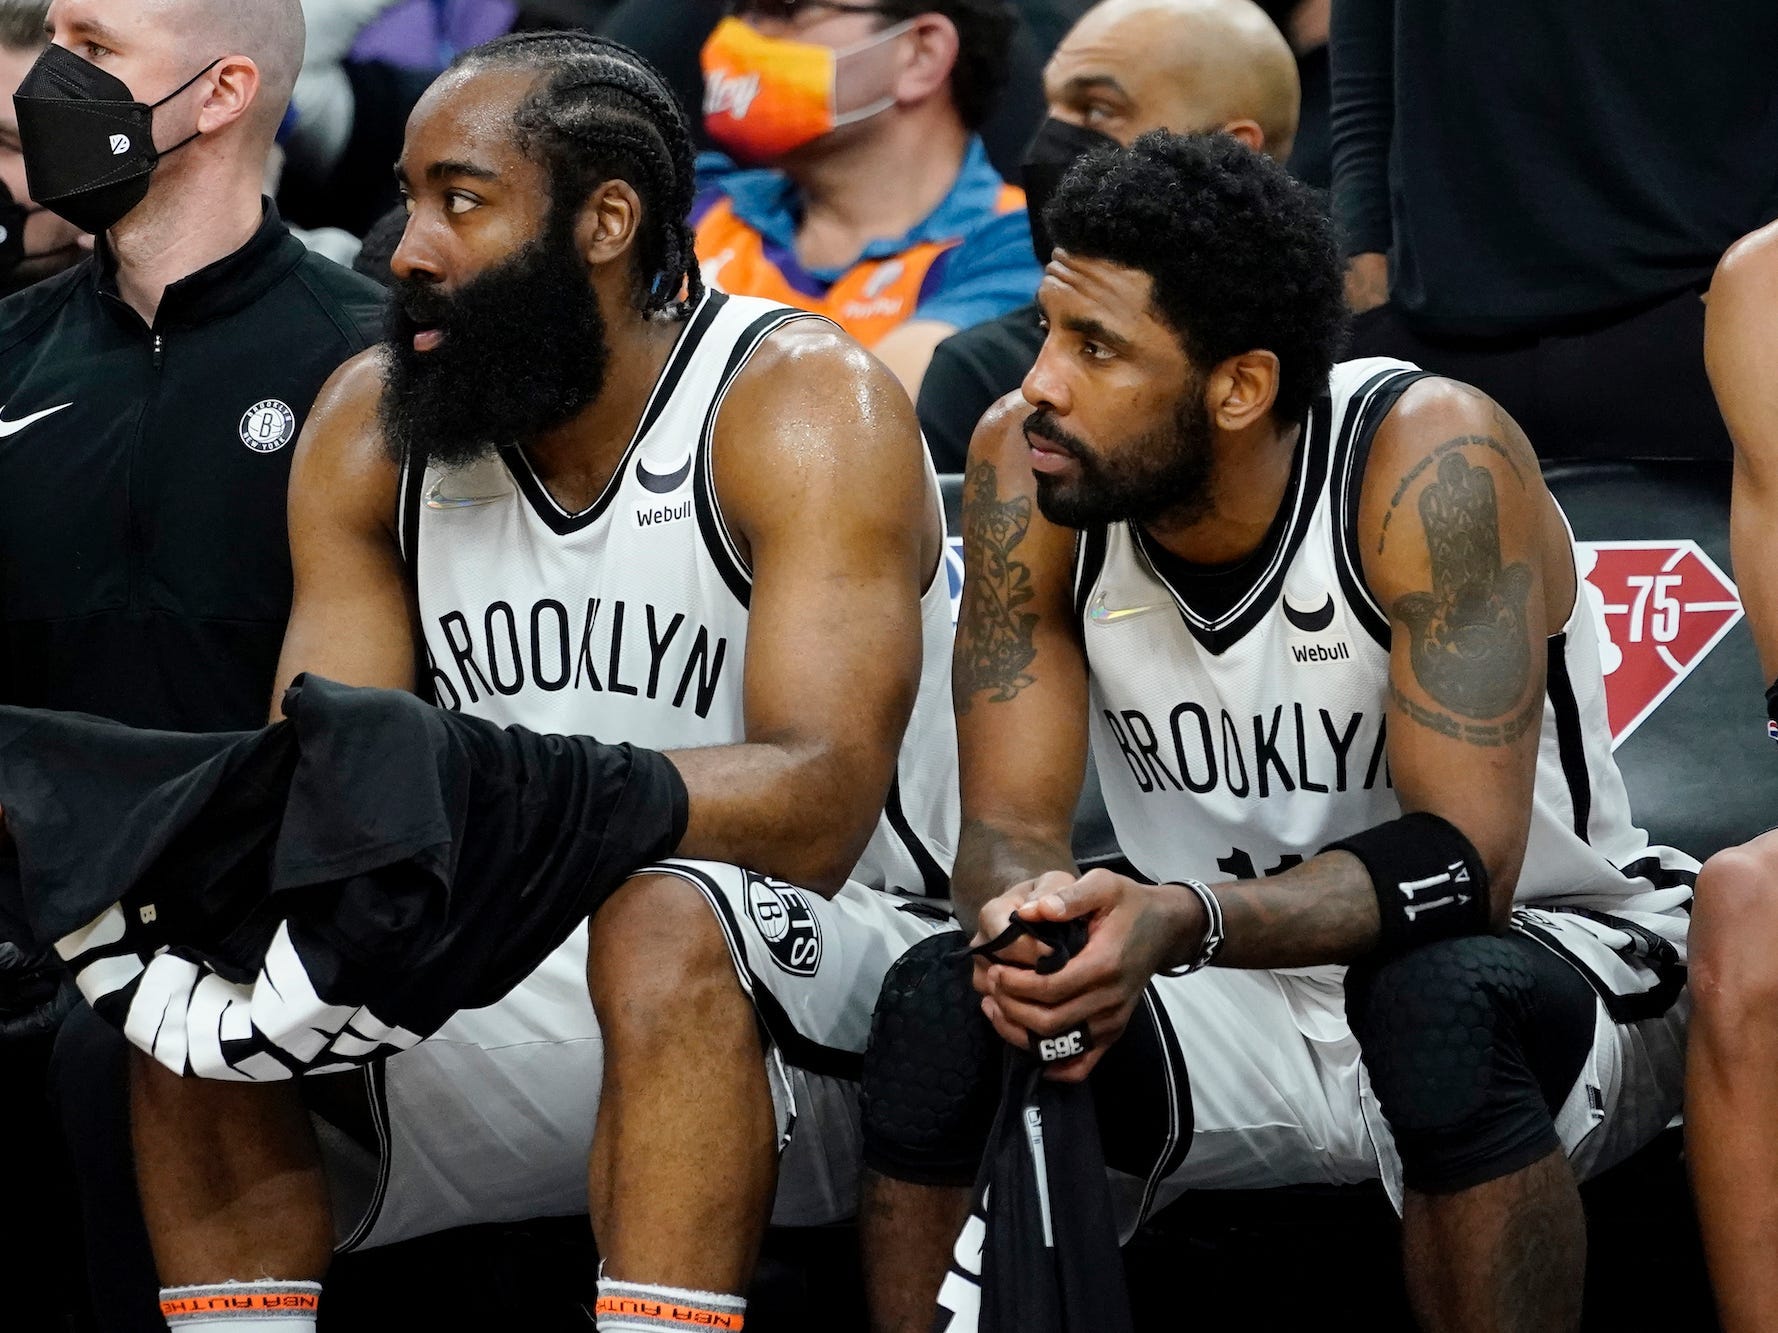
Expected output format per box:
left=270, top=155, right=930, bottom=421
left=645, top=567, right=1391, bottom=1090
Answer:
left=0, top=203, right=384, bottom=731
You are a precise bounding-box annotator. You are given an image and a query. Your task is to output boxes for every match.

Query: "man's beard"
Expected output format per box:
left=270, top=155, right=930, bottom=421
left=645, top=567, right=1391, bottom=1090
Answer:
left=1025, top=385, right=1217, bottom=531
left=380, top=217, right=611, bottom=471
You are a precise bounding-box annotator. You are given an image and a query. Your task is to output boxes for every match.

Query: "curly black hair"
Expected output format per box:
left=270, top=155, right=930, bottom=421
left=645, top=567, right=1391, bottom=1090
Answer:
left=449, top=31, right=703, bottom=318
left=875, top=0, right=1015, bottom=131
left=1044, top=131, right=1346, bottom=426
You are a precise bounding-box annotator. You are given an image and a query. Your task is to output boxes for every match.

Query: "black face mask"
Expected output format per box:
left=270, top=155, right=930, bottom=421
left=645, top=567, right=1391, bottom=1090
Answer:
left=1020, top=117, right=1119, bottom=265
left=0, top=178, right=27, bottom=273
left=13, top=44, right=219, bottom=234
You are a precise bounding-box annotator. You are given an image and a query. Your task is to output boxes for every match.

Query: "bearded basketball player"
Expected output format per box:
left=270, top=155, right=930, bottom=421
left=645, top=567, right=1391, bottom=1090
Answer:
left=124, top=32, right=958, bottom=1333
left=858, top=132, right=1693, bottom=1333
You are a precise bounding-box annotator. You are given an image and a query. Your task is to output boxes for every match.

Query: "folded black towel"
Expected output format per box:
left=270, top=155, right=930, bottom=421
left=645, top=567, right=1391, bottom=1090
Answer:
left=0, top=674, right=687, bottom=1078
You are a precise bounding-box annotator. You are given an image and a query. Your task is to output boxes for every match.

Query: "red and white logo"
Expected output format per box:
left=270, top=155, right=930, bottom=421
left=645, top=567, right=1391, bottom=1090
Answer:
left=1577, top=541, right=1744, bottom=748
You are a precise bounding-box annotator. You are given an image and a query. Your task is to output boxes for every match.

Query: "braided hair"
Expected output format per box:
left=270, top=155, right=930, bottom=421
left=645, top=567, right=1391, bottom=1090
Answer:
left=450, top=32, right=704, bottom=318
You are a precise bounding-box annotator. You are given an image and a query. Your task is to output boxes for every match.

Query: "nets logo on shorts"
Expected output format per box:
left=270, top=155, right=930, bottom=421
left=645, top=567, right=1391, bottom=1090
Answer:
left=240, top=400, right=296, bottom=453
left=1577, top=540, right=1744, bottom=748
left=744, top=873, right=822, bottom=976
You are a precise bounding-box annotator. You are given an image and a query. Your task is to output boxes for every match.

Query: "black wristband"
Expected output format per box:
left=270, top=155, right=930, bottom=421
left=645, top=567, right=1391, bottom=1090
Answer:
left=1324, top=812, right=1491, bottom=956
left=1766, top=679, right=1777, bottom=745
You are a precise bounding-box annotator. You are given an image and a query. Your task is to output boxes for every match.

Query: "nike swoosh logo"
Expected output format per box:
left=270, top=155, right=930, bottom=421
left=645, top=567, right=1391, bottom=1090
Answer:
left=635, top=454, right=693, bottom=494
left=1086, top=592, right=1164, bottom=626
left=1283, top=593, right=1336, bottom=633
left=0, top=402, right=73, bottom=438
left=425, top=477, right=507, bottom=509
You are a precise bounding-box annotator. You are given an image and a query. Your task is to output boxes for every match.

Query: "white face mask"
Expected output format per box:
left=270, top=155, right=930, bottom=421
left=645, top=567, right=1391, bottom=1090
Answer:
left=830, top=17, right=921, bottom=127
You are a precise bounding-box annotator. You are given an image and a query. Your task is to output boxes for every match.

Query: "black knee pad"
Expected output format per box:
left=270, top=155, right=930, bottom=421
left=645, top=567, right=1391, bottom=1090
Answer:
left=1346, top=934, right=1593, bottom=1194
left=860, top=930, right=1000, bottom=1187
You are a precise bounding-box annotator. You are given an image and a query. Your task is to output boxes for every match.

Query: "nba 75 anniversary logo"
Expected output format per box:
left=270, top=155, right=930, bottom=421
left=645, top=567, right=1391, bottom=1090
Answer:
left=1576, top=541, right=1743, bottom=748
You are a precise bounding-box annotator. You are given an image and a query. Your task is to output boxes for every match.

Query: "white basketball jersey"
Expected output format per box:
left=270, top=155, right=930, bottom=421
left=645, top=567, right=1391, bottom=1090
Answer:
left=1077, top=360, right=1691, bottom=962
left=399, top=290, right=958, bottom=898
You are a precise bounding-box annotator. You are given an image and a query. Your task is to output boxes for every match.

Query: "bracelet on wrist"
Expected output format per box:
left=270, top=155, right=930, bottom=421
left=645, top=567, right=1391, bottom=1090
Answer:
left=1158, top=878, right=1224, bottom=977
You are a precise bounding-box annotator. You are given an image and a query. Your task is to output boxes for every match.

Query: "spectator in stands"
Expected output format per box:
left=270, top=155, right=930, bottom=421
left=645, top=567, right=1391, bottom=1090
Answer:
left=916, top=0, right=1298, bottom=470
left=0, top=1, right=384, bottom=1327
left=282, top=0, right=429, bottom=232
left=694, top=0, right=1037, bottom=394
left=1686, top=219, right=1778, bottom=1333
left=601, top=0, right=1054, bottom=178
left=1332, top=0, right=1778, bottom=462
left=283, top=0, right=523, bottom=234
left=350, top=0, right=519, bottom=67
left=0, top=0, right=85, bottom=296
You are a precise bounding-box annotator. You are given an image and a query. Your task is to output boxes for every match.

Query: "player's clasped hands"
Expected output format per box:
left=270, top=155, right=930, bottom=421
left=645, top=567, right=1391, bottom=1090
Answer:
left=971, top=868, right=1204, bottom=1082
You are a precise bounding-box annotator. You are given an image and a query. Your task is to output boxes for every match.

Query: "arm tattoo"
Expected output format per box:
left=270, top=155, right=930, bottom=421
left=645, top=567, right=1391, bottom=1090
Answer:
left=1377, top=433, right=1525, bottom=555
left=955, top=462, right=1039, bottom=711
left=1390, top=451, right=1534, bottom=724
left=1389, top=681, right=1544, bottom=748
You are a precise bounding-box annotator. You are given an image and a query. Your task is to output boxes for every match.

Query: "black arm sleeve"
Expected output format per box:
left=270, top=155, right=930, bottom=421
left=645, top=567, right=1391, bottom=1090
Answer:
left=1329, top=0, right=1396, bottom=259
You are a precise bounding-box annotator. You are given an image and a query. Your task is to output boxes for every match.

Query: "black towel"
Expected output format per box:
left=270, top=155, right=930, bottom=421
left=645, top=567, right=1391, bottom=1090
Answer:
left=934, top=916, right=1135, bottom=1333
left=0, top=674, right=687, bottom=1077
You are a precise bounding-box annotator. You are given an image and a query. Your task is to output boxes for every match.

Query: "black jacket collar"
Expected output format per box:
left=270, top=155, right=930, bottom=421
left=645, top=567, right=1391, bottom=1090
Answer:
left=94, top=198, right=305, bottom=333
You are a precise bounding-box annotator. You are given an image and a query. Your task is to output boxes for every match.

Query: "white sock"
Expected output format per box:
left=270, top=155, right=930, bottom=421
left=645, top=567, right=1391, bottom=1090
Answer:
left=159, top=1280, right=321, bottom=1331
left=594, top=1272, right=746, bottom=1331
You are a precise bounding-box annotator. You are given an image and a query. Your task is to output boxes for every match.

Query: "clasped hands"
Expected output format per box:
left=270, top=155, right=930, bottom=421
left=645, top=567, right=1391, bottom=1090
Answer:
left=971, top=868, right=1207, bottom=1081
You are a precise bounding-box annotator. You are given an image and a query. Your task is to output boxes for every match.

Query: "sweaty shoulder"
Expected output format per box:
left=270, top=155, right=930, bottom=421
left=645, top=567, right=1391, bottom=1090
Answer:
left=289, top=347, right=402, bottom=532
left=1711, top=218, right=1778, bottom=302
left=719, top=315, right=924, bottom=469
left=968, top=389, right=1036, bottom=472
left=713, top=314, right=938, bottom=557
left=1362, top=375, right=1547, bottom=504
left=728, top=313, right=894, bottom=393
left=1357, top=374, right=1573, bottom=613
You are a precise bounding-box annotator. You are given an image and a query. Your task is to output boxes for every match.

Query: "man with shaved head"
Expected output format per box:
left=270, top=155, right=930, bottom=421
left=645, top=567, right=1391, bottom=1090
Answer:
left=916, top=0, right=1300, bottom=468
left=0, top=1, right=383, bottom=1328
